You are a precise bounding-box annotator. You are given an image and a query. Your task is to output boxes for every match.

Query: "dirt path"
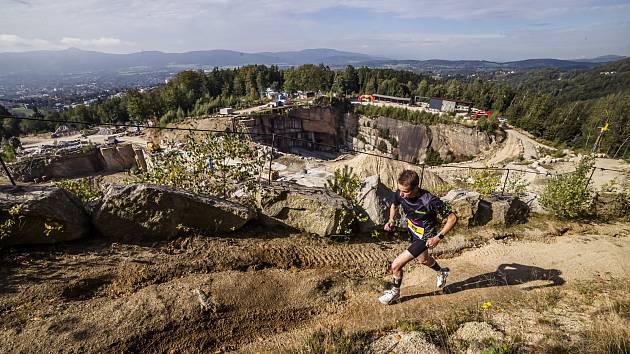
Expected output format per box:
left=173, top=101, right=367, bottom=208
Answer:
left=1, top=220, right=628, bottom=353
left=242, top=222, right=630, bottom=352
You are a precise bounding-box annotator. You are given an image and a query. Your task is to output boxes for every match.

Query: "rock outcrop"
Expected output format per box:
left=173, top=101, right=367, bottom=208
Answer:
left=257, top=182, right=353, bottom=237
left=442, top=189, right=529, bottom=226
left=334, top=153, right=446, bottom=191
left=430, top=123, right=493, bottom=161
left=350, top=116, right=493, bottom=163
left=356, top=175, right=393, bottom=231
left=0, top=186, right=89, bottom=245
left=442, top=189, right=482, bottom=226
left=93, top=184, right=254, bottom=242
left=487, top=196, right=530, bottom=225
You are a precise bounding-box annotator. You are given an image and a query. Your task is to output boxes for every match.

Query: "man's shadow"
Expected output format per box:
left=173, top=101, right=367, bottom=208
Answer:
left=400, top=263, right=565, bottom=302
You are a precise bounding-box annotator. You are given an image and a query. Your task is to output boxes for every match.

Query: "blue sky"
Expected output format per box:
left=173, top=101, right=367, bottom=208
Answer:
left=1, top=0, right=629, bottom=61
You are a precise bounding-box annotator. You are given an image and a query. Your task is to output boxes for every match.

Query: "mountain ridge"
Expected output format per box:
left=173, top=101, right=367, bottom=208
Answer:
left=0, top=48, right=626, bottom=76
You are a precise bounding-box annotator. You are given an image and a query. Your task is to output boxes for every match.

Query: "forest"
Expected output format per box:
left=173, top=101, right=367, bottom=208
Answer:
left=2, top=58, right=629, bottom=158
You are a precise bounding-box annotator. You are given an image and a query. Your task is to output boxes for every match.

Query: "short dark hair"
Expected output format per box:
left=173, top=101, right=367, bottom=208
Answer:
left=397, top=170, right=419, bottom=189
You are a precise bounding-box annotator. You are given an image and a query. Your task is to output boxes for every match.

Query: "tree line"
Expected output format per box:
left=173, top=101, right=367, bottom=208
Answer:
left=2, top=58, right=629, bottom=158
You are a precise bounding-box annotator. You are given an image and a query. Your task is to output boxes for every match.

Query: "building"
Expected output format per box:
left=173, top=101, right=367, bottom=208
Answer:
left=219, top=107, right=234, bottom=115
left=429, top=97, right=470, bottom=113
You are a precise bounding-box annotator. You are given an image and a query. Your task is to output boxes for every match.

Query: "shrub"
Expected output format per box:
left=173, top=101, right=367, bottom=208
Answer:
left=601, top=179, right=630, bottom=220
left=539, top=156, right=594, bottom=218
left=426, top=182, right=455, bottom=197
left=326, top=165, right=360, bottom=202
left=377, top=139, right=388, bottom=153
left=53, top=178, right=103, bottom=204
left=469, top=170, right=501, bottom=198
left=425, top=147, right=444, bottom=166
left=136, top=133, right=264, bottom=204
left=0, top=138, right=16, bottom=163
left=504, top=171, right=529, bottom=196
left=0, top=204, right=24, bottom=240
left=326, top=165, right=367, bottom=236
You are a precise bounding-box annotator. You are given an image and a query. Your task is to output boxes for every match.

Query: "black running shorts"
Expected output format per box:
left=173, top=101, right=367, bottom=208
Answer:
left=407, top=237, right=429, bottom=258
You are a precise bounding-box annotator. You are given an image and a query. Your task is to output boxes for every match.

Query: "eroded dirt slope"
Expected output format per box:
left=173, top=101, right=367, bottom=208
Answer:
left=0, top=222, right=628, bottom=353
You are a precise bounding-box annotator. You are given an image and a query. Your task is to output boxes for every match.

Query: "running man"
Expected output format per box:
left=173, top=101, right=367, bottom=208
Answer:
left=379, top=170, right=457, bottom=305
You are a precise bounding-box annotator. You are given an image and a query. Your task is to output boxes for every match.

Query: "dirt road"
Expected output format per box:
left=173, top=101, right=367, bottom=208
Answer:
left=1, top=220, right=628, bottom=353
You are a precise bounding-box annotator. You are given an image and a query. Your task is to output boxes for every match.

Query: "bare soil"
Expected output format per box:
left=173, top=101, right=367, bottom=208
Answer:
left=1, top=219, right=628, bottom=353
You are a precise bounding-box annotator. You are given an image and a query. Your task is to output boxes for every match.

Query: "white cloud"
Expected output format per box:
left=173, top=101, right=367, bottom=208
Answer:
left=0, top=34, right=62, bottom=51
left=60, top=37, right=129, bottom=51
left=0, top=0, right=628, bottom=59
left=0, top=34, right=131, bottom=53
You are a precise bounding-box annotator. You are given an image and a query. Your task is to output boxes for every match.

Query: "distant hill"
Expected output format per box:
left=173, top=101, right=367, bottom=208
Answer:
left=1, top=48, right=626, bottom=77
left=572, top=55, right=626, bottom=63
left=0, top=48, right=380, bottom=75
left=353, top=58, right=608, bottom=73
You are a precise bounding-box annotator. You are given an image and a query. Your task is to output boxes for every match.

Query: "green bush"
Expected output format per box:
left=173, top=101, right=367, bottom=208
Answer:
left=0, top=204, right=24, bottom=240
left=470, top=170, right=501, bottom=198
left=326, top=165, right=367, bottom=236
left=504, top=171, right=529, bottom=196
left=539, top=156, right=594, bottom=218
left=425, top=147, right=444, bottom=166
left=377, top=139, right=388, bottom=153
left=53, top=178, right=103, bottom=204
left=136, top=133, right=264, bottom=204
left=0, top=138, right=16, bottom=163
left=326, top=165, right=360, bottom=202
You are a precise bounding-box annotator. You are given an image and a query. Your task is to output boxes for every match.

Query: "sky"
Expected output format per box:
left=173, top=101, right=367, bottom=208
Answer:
left=1, top=0, right=629, bottom=61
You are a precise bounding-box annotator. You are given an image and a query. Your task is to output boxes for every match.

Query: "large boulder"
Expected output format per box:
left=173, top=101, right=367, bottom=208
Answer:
left=0, top=186, right=89, bottom=245
left=93, top=184, right=255, bottom=242
left=442, top=189, right=481, bottom=226
left=442, top=189, right=529, bottom=226
left=356, top=175, right=393, bottom=231
left=257, top=182, right=353, bottom=237
left=487, top=196, right=530, bottom=226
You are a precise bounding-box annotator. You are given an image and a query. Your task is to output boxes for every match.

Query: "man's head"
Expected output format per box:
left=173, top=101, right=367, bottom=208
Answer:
left=397, top=170, right=420, bottom=199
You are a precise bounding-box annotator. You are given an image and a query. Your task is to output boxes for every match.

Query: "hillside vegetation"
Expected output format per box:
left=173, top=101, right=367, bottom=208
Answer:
left=2, top=58, right=629, bottom=158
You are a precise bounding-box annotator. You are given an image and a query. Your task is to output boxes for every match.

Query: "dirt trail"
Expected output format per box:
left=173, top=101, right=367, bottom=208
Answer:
left=242, top=222, right=630, bottom=352
left=2, top=221, right=628, bottom=353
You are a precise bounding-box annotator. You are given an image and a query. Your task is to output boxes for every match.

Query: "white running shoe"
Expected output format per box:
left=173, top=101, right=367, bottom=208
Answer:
left=378, top=288, right=400, bottom=305
left=437, top=267, right=449, bottom=288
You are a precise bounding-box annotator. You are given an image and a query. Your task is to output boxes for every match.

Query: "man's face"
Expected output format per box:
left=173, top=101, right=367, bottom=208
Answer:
left=398, top=183, right=418, bottom=199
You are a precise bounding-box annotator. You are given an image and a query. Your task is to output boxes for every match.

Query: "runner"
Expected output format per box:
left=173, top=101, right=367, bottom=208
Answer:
left=379, top=169, right=458, bottom=305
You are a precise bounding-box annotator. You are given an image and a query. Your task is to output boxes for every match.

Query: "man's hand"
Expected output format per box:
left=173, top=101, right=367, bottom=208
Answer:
left=427, top=235, right=440, bottom=248
left=384, top=221, right=395, bottom=232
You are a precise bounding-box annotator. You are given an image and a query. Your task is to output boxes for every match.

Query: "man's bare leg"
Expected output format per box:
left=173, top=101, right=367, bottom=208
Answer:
left=379, top=250, right=415, bottom=304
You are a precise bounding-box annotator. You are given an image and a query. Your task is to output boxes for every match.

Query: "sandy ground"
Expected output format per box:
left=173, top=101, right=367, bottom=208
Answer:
left=1, top=219, right=628, bottom=353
